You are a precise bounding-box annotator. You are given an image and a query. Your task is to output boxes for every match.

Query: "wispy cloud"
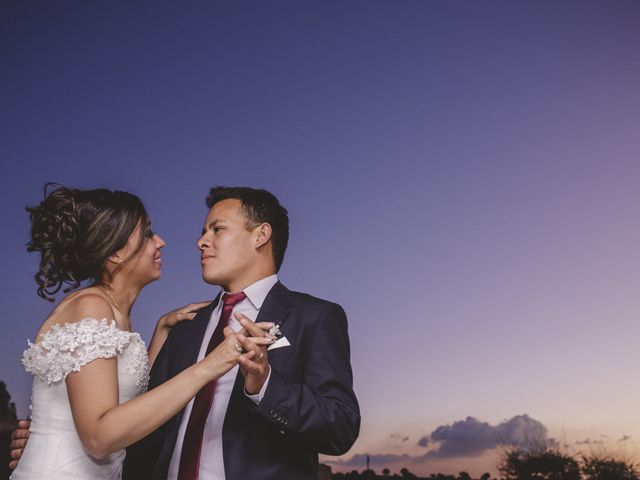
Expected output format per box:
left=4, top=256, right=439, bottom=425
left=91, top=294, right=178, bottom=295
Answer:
left=576, top=438, right=604, bottom=445
left=390, top=433, right=410, bottom=443
left=328, top=453, right=412, bottom=467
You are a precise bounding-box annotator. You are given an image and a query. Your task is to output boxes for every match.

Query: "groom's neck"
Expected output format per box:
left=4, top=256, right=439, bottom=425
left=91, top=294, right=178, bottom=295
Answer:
left=220, top=268, right=276, bottom=293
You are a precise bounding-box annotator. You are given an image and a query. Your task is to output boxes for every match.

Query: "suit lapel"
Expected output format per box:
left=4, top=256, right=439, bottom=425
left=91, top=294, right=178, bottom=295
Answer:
left=170, top=293, right=221, bottom=377
left=255, top=281, right=292, bottom=329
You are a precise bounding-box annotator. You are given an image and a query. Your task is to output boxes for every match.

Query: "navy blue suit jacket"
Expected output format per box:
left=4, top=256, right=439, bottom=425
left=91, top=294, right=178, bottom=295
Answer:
left=123, top=282, right=360, bottom=479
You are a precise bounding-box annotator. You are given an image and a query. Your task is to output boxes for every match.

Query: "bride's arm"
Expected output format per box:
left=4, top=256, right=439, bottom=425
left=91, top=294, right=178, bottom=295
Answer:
left=67, top=353, right=232, bottom=459
left=64, top=297, right=270, bottom=459
left=147, top=301, right=210, bottom=366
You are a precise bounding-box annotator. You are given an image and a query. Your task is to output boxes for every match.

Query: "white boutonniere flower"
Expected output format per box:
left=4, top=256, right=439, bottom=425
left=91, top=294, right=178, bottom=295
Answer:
left=268, top=324, right=282, bottom=343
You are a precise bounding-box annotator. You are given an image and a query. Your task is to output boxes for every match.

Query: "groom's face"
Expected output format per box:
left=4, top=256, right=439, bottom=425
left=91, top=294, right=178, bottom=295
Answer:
left=198, top=198, right=257, bottom=291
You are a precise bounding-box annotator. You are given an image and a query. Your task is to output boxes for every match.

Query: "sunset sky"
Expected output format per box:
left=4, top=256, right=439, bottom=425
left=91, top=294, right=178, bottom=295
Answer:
left=3, top=1, right=640, bottom=476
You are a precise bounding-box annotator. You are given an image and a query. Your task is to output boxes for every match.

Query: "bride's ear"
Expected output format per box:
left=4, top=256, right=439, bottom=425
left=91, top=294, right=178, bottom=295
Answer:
left=106, top=253, right=123, bottom=266
left=254, top=223, right=272, bottom=250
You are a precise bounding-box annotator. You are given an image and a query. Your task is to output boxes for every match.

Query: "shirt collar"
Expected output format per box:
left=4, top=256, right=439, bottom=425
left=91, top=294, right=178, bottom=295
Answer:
left=219, top=274, right=278, bottom=310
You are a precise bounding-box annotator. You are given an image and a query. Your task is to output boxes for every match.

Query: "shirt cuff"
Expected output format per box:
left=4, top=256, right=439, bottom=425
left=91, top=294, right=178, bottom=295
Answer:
left=245, top=366, right=271, bottom=404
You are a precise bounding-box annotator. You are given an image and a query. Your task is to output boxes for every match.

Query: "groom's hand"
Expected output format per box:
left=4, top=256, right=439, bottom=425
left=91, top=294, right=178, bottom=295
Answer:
left=233, top=313, right=273, bottom=395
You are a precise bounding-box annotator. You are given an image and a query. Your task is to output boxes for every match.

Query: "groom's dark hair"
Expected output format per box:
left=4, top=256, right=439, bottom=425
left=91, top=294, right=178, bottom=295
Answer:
left=206, top=186, right=289, bottom=271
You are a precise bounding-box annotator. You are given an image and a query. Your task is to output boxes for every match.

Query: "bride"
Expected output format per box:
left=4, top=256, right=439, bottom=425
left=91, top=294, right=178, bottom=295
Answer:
left=11, top=185, right=272, bottom=479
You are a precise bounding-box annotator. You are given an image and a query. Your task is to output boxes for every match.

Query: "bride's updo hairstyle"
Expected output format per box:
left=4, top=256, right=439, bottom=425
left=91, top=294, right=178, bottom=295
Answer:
left=26, top=183, right=149, bottom=301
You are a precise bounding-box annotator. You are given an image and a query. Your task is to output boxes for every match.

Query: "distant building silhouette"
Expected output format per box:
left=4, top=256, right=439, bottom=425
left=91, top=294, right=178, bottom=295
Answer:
left=0, top=381, right=18, bottom=480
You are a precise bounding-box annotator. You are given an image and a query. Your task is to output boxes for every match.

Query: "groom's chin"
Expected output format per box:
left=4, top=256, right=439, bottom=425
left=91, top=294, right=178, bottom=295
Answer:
left=201, top=271, right=220, bottom=286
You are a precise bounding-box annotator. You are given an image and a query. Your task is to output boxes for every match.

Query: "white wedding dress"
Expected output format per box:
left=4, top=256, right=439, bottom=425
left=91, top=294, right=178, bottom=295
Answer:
left=11, top=318, right=150, bottom=479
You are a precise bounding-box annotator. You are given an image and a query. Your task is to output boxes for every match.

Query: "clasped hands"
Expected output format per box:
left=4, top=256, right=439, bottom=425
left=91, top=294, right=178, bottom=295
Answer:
left=224, top=312, right=275, bottom=395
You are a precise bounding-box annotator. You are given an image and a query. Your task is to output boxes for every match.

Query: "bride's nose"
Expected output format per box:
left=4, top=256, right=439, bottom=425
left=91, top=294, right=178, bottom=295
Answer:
left=155, top=235, right=166, bottom=249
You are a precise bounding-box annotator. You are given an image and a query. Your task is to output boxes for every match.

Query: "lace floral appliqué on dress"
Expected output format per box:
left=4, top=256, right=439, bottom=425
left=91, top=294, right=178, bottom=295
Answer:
left=22, top=318, right=150, bottom=392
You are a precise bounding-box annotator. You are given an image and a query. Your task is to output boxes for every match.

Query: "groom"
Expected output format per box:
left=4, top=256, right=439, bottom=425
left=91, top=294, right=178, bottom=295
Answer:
left=123, top=186, right=360, bottom=479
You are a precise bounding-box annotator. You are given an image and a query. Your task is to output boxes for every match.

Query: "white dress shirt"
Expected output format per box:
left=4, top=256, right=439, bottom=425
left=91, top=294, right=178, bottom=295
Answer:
left=167, top=274, right=278, bottom=480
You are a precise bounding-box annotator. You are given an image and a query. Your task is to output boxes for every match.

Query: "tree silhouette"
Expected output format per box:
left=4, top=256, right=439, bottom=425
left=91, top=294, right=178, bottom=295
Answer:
left=400, top=467, right=418, bottom=479
left=331, top=451, right=639, bottom=480
left=500, top=447, right=580, bottom=480
left=582, top=455, right=639, bottom=480
left=361, top=469, right=377, bottom=480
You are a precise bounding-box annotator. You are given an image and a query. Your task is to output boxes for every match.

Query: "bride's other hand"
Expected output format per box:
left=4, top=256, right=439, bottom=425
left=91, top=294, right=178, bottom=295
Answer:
left=157, top=301, right=211, bottom=330
left=9, top=419, right=30, bottom=469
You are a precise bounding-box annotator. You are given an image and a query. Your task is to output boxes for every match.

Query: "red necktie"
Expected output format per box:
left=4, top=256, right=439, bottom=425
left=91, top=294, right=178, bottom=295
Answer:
left=177, top=291, right=246, bottom=480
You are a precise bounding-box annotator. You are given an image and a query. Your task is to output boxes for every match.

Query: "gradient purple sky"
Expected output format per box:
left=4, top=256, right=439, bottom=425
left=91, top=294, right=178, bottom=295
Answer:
left=3, top=1, right=640, bottom=475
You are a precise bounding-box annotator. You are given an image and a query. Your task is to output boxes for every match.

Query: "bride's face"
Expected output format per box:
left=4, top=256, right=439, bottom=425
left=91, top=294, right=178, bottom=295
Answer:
left=116, top=222, right=165, bottom=286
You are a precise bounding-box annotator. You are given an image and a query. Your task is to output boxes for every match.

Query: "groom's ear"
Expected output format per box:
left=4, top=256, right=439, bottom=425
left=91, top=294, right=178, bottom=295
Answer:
left=254, top=223, right=273, bottom=250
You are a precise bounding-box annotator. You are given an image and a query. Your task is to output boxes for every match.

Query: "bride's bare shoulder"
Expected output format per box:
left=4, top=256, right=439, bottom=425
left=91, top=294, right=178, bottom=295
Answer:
left=62, top=290, right=114, bottom=320
left=37, top=289, right=116, bottom=339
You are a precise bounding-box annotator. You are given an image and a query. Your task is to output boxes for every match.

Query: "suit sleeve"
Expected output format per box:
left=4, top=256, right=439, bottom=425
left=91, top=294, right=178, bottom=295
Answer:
left=253, top=303, right=360, bottom=455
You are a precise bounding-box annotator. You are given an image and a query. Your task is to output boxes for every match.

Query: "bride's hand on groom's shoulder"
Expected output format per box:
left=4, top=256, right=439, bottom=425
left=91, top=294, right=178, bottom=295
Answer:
left=149, top=301, right=211, bottom=367
left=157, top=301, right=211, bottom=330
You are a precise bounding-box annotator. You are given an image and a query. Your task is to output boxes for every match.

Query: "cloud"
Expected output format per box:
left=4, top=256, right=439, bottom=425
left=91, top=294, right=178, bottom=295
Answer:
left=418, top=436, right=430, bottom=447
left=495, top=415, right=555, bottom=448
left=419, top=415, right=556, bottom=459
left=330, top=414, right=556, bottom=469
left=422, top=417, right=496, bottom=457
left=325, top=453, right=411, bottom=467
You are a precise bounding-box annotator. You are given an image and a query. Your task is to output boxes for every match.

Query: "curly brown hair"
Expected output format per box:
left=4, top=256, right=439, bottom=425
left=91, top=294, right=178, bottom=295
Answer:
left=26, top=183, right=149, bottom=301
